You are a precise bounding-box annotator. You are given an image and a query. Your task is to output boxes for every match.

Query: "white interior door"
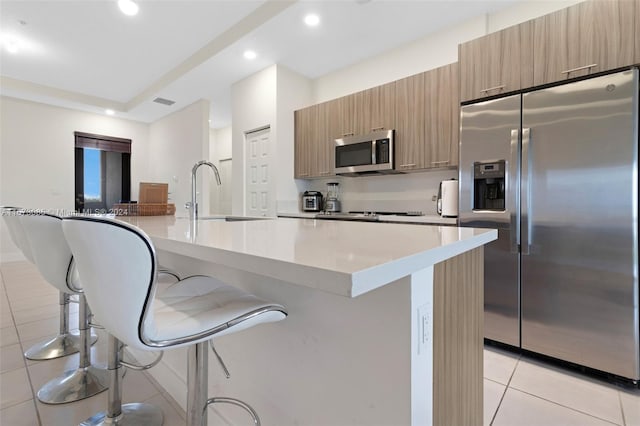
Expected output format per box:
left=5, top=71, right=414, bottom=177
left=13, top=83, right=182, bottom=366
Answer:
left=245, top=127, right=274, bottom=217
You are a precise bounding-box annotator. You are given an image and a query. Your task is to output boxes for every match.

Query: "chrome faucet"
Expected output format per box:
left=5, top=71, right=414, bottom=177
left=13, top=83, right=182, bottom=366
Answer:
left=189, top=160, right=221, bottom=220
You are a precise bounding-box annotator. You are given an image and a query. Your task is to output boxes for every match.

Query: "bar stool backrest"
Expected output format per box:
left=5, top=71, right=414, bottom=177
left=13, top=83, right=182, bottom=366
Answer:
left=2, top=209, right=35, bottom=263
left=19, top=213, right=79, bottom=294
left=62, top=216, right=158, bottom=351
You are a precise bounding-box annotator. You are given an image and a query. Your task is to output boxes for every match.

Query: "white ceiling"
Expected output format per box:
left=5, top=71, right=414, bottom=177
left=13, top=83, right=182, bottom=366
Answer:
left=0, top=0, right=520, bottom=128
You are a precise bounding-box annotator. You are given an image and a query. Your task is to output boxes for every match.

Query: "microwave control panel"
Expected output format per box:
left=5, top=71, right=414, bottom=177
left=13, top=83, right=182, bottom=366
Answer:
left=376, top=138, right=390, bottom=164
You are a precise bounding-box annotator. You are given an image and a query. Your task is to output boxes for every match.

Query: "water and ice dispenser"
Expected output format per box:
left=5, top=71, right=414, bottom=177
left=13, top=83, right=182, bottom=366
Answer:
left=473, top=160, right=505, bottom=211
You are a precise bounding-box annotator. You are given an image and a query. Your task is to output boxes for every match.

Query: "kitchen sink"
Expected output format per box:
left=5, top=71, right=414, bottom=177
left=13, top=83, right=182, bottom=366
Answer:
left=176, top=215, right=270, bottom=222
left=219, top=216, right=269, bottom=222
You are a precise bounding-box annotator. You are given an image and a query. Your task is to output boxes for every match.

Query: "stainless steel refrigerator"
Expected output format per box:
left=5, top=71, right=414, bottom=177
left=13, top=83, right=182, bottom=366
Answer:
left=459, top=68, right=639, bottom=381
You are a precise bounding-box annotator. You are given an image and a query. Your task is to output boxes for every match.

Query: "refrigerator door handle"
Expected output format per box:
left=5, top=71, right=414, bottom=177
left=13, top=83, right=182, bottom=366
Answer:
left=521, top=127, right=531, bottom=255
left=509, top=129, right=520, bottom=254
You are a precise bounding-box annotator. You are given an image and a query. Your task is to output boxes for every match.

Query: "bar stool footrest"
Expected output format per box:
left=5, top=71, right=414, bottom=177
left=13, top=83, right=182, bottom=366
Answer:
left=206, top=397, right=261, bottom=426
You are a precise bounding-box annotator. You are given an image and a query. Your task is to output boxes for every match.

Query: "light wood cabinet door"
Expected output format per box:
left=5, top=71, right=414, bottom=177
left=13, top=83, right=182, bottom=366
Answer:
left=315, top=101, right=334, bottom=178
left=339, top=85, right=394, bottom=137
left=459, top=22, right=532, bottom=102
left=592, top=0, right=635, bottom=72
left=338, top=91, right=366, bottom=137
left=294, top=102, right=336, bottom=179
left=394, top=72, right=425, bottom=171
left=363, top=82, right=396, bottom=133
left=294, top=106, right=315, bottom=179
left=533, top=0, right=635, bottom=86
left=425, top=63, right=459, bottom=169
left=634, top=0, right=640, bottom=65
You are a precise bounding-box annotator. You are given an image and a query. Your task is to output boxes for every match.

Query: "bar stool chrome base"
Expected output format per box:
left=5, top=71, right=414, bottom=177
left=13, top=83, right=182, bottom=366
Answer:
left=37, top=365, right=108, bottom=404
left=79, top=403, right=163, bottom=426
left=25, top=291, right=99, bottom=361
left=24, top=331, right=98, bottom=361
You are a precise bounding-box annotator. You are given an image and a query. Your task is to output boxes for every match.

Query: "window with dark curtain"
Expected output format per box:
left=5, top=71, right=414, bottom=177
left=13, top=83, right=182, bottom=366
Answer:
left=74, top=132, right=131, bottom=213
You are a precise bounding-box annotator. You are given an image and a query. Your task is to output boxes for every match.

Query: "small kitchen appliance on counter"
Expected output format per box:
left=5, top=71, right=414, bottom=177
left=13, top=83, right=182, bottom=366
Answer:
left=324, top=182, right=342, bottom=212
left=302, top=191, right=323, bottom=212
left=437, top=179, right=458, bottom=218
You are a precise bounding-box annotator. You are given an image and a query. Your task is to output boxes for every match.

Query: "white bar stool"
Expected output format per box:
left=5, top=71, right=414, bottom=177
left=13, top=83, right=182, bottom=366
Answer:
left=1, top=207, right=95, bottom=360
left=19, top=212, right=109, bottom=404
left=63, top=216, right=287, bottom=426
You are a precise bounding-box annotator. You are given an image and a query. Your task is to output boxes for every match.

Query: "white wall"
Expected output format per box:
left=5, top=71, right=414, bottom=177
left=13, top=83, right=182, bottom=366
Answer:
left=209, top=126, right=232, bottom=214
left=312, top=15, right=485, bottom=104
left=231, top=65, right=277, bottom=215
left=275, top=65, right=314, bottom=213
left=148, top=99, right=210, bottom=217
left=231, top=65, right=313, bottom=216
left=312, top=0, right=583, bottom=103
left=0, top=96, right=150, bottom=261
left=488, top=0, right=584, bottom=33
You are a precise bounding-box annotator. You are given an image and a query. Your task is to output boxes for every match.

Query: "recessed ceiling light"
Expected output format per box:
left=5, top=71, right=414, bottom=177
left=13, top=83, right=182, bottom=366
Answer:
left=304, top=14, right=320, bottom=27
left=105, top=109, right=115, bottom=116
left=243, top=50, right=257, bottom=60
left=118, top=0, right=139, bottom=16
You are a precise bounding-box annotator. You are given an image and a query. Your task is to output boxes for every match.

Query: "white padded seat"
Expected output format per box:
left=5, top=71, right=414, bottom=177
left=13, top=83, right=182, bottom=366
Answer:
left=150, top=275, right=286, bottom=346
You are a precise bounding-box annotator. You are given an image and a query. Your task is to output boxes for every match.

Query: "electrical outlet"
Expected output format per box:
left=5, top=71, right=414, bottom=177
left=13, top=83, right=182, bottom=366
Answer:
left=431, top=195, right=437, bottom=202
left=417, top=303, right=431, bottom=355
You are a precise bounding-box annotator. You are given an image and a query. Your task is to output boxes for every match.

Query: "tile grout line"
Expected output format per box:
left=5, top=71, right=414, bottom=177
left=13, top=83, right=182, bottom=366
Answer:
left=489, top=354, right=521, bottom=426
left=617, top=390, right=627, bottom=426
left=506, top=352, right=629, bottom=426
left=0, top=267, right=43, bottom=425
left=506, top=386, right=623, bottom=426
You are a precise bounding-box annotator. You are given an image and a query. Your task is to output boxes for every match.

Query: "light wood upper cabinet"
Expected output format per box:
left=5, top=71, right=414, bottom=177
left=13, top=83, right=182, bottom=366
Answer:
left=294, top=101, right=336, bottom=179
left=337, top=91, right=364, bottom=137
left=635, top=0, right=640, bottom=65
left=459, top=22, right=533, bottom=102
left=425, top=63, right=459, bottom=169
left=363, top=82, right=396, bottom=133
left=592, top=0, right=635, bottom=71
left=395, top=72, right=425, bottom=171
left=338, top=84, right=395, bottom=137
left=294, top=106, right=315, bottom=179
left=395, top=63, right=460, bottom=172
left=533, top=0, right=635, bottom=86
left=315, top=100, right=335, bottom=177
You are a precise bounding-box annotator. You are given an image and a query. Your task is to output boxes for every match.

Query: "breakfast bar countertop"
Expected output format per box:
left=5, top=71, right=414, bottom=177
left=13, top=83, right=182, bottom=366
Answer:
left=118, top=215, right=495, bottom=298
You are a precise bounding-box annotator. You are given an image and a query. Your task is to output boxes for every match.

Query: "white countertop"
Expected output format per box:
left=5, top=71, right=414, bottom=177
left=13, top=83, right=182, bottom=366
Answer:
left=277, top=211, right=457, bottom=225
left=378, top=214, right=457, bottom=225
left=119, top=216, right=495, bottom=298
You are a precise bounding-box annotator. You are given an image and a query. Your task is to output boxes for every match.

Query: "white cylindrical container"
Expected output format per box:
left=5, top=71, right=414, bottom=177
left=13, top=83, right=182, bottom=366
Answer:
left=440, top=179, right=459, bottom=218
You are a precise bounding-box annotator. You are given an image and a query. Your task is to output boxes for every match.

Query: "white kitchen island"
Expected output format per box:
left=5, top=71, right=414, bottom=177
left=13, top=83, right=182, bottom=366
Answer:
left=118, top=215, right=496, bottom=426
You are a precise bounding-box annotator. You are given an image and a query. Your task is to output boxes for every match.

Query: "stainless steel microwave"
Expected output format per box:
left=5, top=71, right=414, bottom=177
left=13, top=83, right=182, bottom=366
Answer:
left=334, top=130, right=395, bottom=176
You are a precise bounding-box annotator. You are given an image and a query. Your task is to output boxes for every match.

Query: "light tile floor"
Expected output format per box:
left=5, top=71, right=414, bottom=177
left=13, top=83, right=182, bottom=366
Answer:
left=0, top=261, right=186, bottom=426
left=2, top=260, right=639, bottom=426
